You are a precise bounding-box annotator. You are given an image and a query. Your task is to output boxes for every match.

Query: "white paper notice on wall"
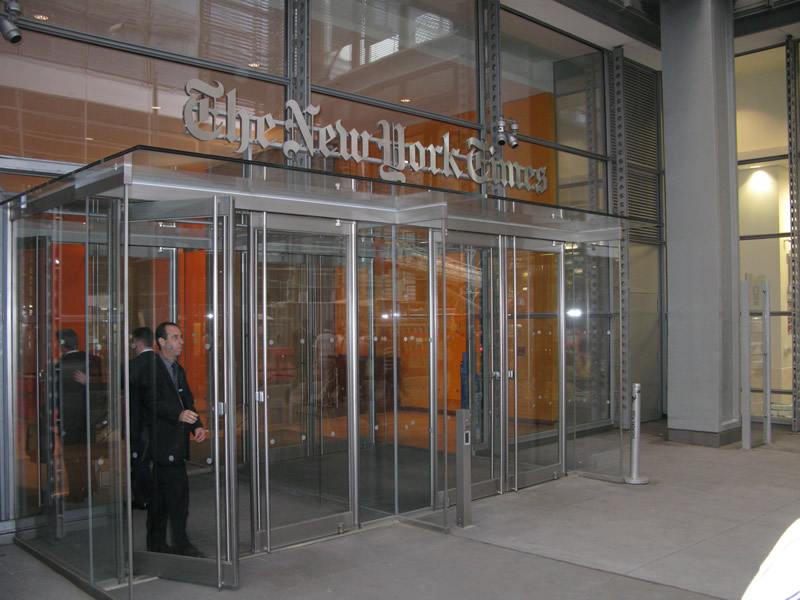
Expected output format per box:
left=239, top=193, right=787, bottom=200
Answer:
left=746, top=273, right=765, bottom=310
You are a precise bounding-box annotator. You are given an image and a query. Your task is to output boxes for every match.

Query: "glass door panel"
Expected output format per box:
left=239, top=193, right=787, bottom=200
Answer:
left=127, top=197, right=237, bottom=587
left=508, top=240, right=563, bottom=488
left=440, top=232, right=502, bottom=499
left=356, top=225, right=433, bottom=521
left=260, top=216, right=354, bottom=549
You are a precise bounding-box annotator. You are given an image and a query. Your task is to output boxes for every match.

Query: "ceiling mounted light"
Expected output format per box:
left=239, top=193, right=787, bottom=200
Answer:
left=33, top=13, right=48, bottom=20
left=399, top=98, right=411, bottom=103
left=1, top=1, right=22, bottom=44
left=151, top=105, right=161, bottom=110
left=248, top=62, right=261, bottom=68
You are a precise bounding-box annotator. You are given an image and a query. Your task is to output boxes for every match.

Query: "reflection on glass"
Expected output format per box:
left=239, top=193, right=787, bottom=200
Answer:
left=0, top=31, right=286, bottom=164
left=264, top=230, right=350, bottom=536
left=564, top=242, right=621, bottom=477
left=441, top=240, right=500, bottom=492
left=509, top=248, right=560, bottom=475
left=311, top=0, right=476, bottom=119
left=13, top=197, right=127, bottom=588
left=357, top=226, right=432, bottom=518
left=20, top=1, right=286, bottom=75
left=501, top=10, right=605, bottom=154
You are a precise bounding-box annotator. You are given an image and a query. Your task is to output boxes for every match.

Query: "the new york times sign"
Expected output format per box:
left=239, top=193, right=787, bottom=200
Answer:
left=183, top=79, right=547, bottom=193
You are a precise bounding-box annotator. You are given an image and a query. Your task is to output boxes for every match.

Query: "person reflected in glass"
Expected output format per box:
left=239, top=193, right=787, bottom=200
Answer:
left=54, top=328, right=101, bottom=503
left=143, top=321, right=206, bottom=557
left=128, top=326, right=155, bottom=510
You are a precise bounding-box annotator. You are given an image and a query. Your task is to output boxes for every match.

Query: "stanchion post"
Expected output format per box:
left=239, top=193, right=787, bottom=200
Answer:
left=456, top=409, right=472, bottom=527
left=740, top=280, right=751, bottom=450
left=624, top=383, right=650, bottom=485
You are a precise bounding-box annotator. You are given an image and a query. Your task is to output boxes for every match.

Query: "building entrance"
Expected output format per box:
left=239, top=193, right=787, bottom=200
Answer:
left=6, top=148, right=624, bottom=597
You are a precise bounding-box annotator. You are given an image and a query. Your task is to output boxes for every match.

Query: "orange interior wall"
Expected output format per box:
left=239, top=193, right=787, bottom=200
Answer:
left=178, top=250, right=209, bottom=412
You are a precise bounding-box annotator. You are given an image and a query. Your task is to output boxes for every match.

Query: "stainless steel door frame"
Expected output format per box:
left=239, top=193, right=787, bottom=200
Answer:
left=126, top=194, right=239, bottom=588
left=253, top=213, right=357, bottom=551
left=506, top=237, right=566, bottom=490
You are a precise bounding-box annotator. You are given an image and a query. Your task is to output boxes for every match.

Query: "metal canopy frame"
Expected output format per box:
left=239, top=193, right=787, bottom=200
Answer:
left=4, top=148, right=636, bottom=246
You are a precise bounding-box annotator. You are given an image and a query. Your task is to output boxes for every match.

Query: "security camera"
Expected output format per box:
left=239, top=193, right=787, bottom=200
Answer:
left=508, top=120, right=519, bottom=149
left=1, top=1, right=22, bottom=44
left=493, top=117, right=519, bottom=150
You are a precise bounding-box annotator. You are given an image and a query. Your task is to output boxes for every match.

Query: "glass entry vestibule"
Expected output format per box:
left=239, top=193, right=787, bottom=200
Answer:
left=6, top=148, right=624, bottom=597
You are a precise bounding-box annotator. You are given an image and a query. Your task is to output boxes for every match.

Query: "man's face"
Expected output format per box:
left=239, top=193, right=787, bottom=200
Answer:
left=159, top=325, right=183, bottom=362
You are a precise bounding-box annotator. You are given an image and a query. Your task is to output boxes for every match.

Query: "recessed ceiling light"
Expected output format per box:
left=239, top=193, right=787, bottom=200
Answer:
left=248, top=62, right=261, bottom=68
left=33, top=14, right=49, bottom=21
left=400, top=98, right=411, bottom=103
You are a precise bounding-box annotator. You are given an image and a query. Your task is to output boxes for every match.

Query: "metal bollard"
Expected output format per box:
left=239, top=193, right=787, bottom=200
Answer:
left=624, top=383, right=650, bottom=485
left=456, top=409, right=472, bottom=527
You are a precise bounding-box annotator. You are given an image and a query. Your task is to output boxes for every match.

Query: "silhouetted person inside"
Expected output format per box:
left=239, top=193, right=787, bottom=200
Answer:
left=144, top=321, right=206, bottom=557
left=128, top=326, right=155, bottom=509
left=54, top=328, right=100, bottom=503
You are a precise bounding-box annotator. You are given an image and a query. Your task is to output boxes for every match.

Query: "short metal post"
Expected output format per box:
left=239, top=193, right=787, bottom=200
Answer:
left=624, top=383, right=649, bottom=485
left=762, top=282, right=772, bottom=445
left=456, top=409, right=472, bottom=527
left=740, top=281, right=751, bottom=450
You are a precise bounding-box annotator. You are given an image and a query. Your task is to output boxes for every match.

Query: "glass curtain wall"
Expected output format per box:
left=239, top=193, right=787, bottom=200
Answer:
left=735, top=45, right=793, bottom=427
left=13, top=191, right=125, bottom=588
left=500, top=9, right=607, bottom=210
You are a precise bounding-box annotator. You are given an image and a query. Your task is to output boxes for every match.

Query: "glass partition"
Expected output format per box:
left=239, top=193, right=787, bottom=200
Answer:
left=500, top=9, right=606, bottom=155
left=564, top=241, right=622, bottom=478
left=12, top=192, right=126, bottom=589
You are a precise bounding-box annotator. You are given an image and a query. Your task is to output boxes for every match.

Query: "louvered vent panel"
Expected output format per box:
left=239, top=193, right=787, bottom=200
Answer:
left=624, top=60, right=663, bottom=243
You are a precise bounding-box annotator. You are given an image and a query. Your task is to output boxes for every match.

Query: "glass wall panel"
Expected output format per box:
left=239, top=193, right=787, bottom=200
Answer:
left=735, top=47, right=788, bottom=161
left=13, top=194, right=126, bottom=590
left=24, top=1, right=286, bottom=76
left=357, top=225, right=432, bottom=519
left=509, top=247, right=560, bottom=478
left=500, top=10, right=605, bottom=154
left=309, top=93, right=481, bottom=194
left=311, top=0, right=477, bottom=119
left=502, top=144, right=606, bottom=210
left=738, top=161, right=790, bottom=236
left=0, top=31, right=286, bottom=164
left=748, top=315, right=792, bottom=393
left=565, top=241, right=621, bottom=476
left=739, top=238, right=791, bottom=314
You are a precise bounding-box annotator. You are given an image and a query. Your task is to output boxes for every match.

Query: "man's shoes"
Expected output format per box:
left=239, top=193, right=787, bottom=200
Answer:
left=176, top=544, right=205, bottom=558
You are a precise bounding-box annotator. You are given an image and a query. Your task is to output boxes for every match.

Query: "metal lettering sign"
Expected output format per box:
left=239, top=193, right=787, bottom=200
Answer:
left=183, top=79, right=547, bottom=193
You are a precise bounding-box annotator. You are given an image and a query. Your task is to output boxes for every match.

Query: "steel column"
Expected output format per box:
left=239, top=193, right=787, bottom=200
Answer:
left=611, top=47, right=631, bottom=428
left=787, top=37, right=800, bottom=433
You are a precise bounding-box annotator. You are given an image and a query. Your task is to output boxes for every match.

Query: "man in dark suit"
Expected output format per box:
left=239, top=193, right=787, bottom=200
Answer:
left=54, top=328, right=102, bottom=503
left=128, top=326, right=155, bottom=509
left=143, top=321, right=206, bottom=557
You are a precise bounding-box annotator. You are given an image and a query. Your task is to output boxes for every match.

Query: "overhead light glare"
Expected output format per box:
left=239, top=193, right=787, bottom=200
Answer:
left=33, top=14, right=49, bottom=21
left=400, top=98, right=411, bottom=103
left=151, top=105, right=161, bottom=110
left=248, top=62, right=261, bottom=68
